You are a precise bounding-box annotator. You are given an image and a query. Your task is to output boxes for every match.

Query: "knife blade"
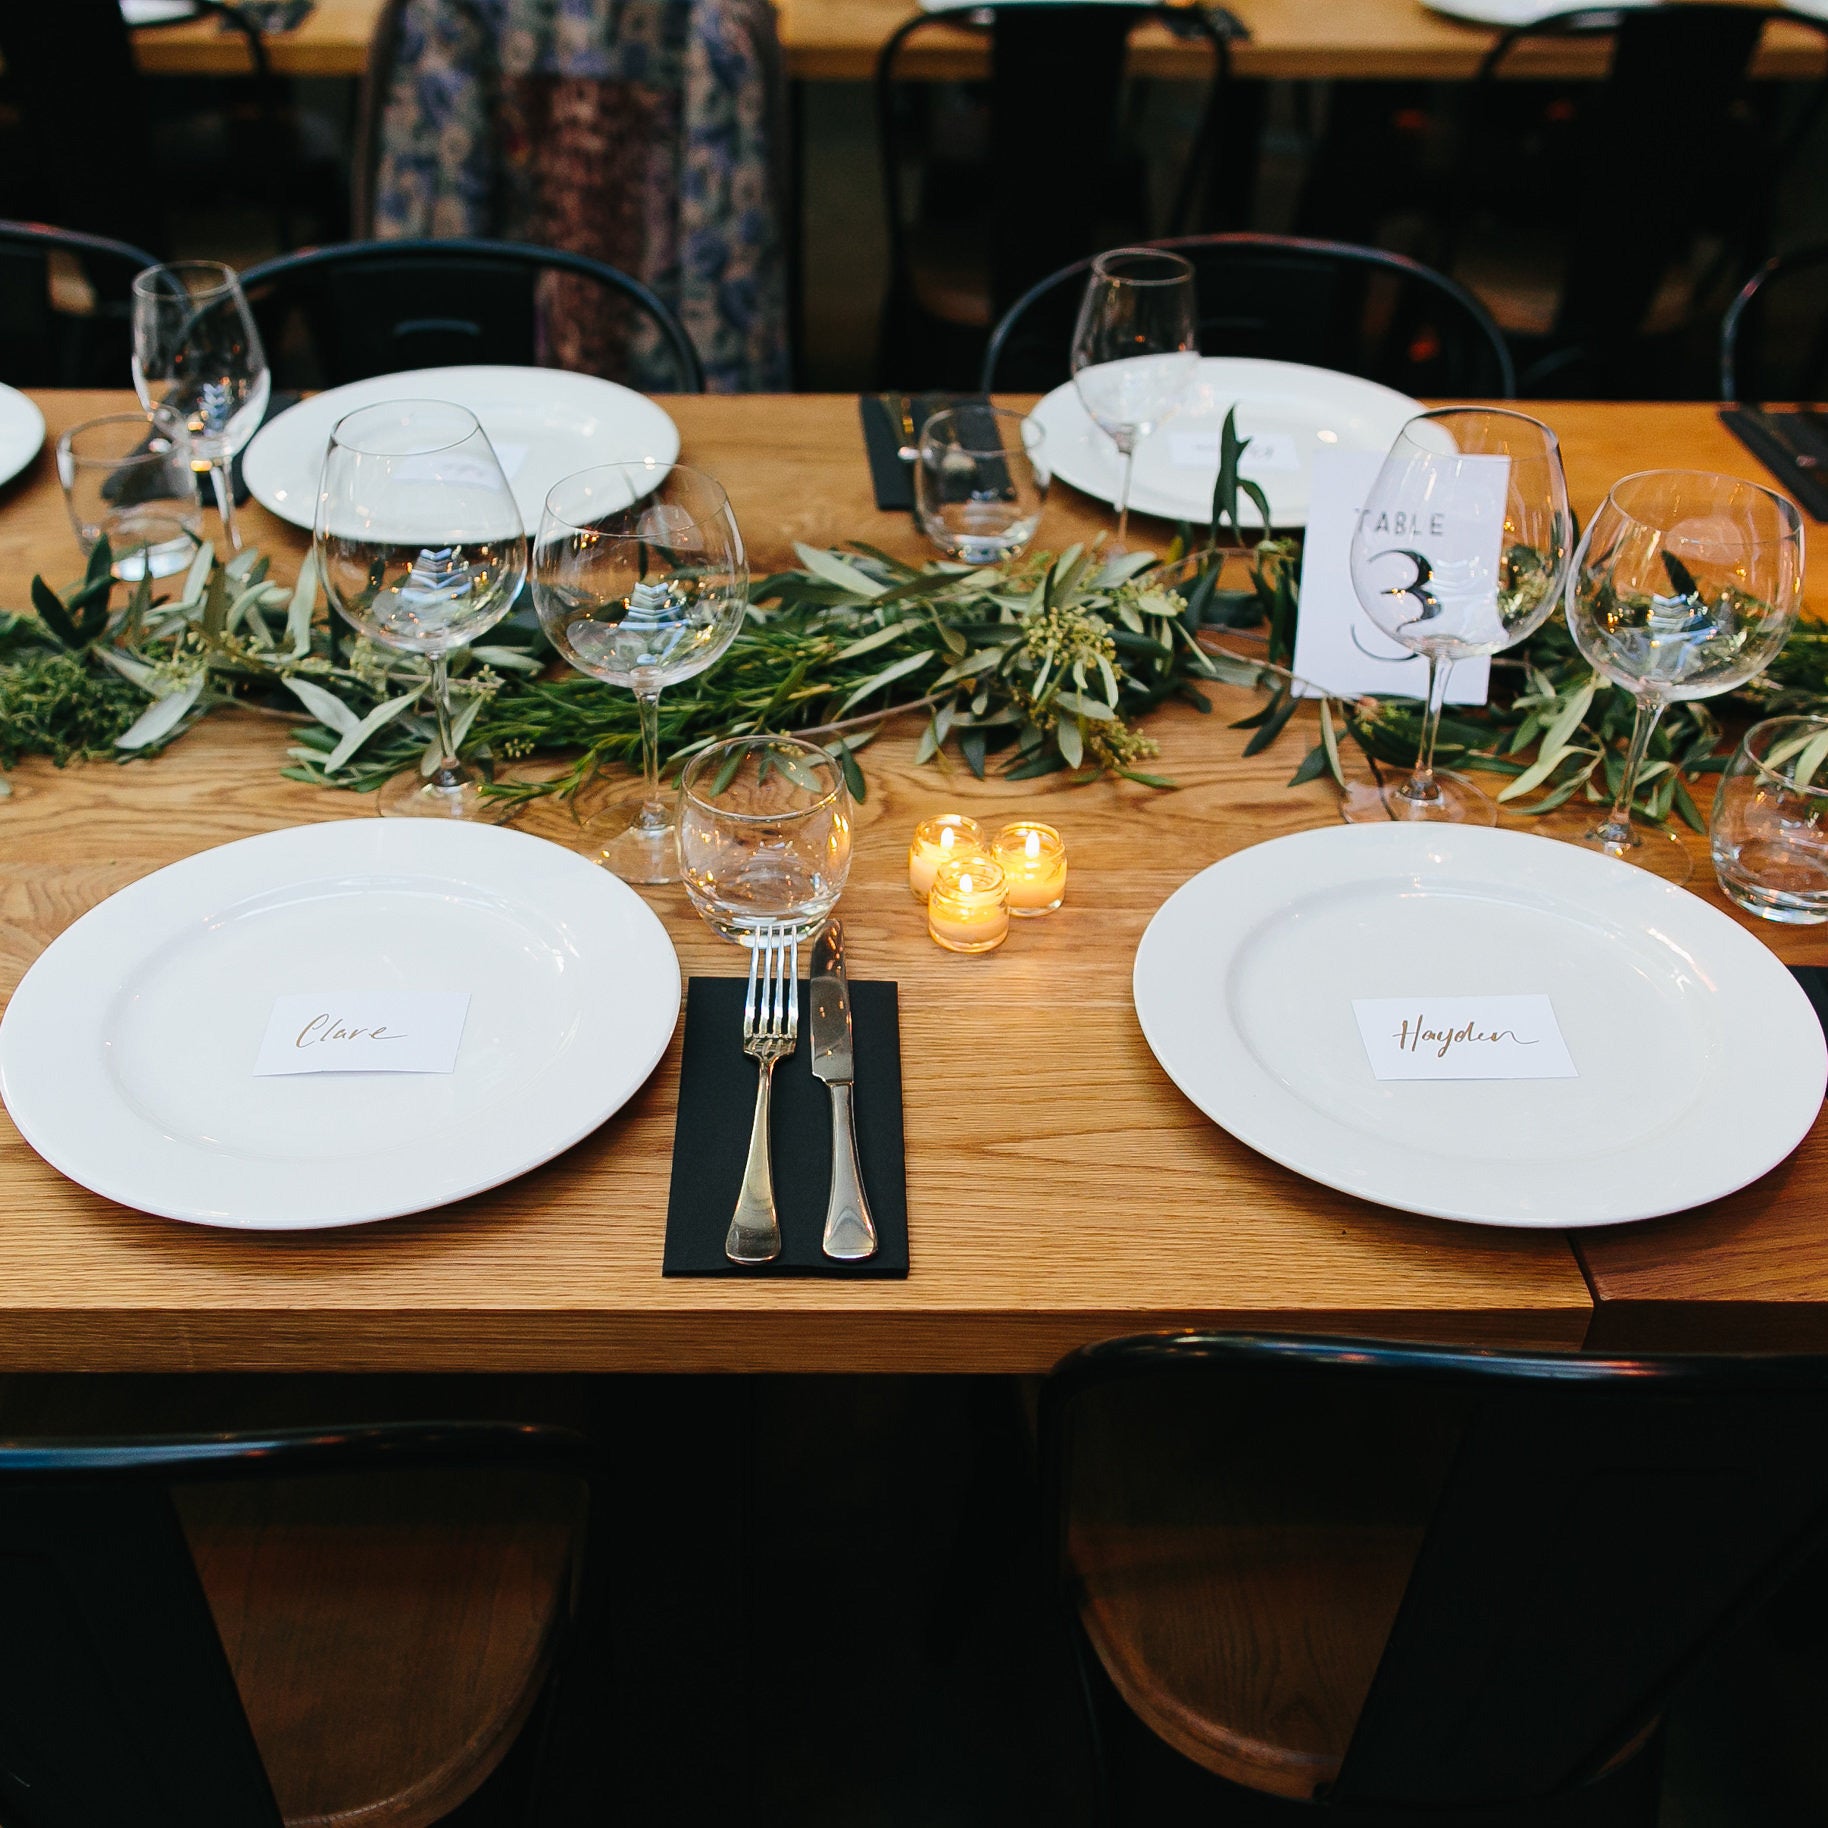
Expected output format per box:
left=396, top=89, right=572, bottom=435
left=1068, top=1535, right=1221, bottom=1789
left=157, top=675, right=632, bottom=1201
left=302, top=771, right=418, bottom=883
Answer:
left=810, top=920, right=878, bottom=1262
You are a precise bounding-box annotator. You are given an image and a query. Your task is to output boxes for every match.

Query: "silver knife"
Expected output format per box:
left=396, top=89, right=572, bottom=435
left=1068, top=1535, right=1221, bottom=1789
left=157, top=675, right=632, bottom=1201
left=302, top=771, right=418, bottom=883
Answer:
left=810, top=920, right=878, bottom=1262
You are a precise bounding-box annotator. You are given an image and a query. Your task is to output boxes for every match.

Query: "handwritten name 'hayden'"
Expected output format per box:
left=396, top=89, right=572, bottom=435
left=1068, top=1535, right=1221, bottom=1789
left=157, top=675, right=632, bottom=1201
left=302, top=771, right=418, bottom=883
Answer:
left=1393, top=1015, right=1540, bottom=1061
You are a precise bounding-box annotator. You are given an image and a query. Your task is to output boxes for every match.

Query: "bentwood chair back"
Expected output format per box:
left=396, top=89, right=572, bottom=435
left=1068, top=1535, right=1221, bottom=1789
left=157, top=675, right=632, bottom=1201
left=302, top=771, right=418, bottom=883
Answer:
left=875, top=4, right=1234, bottom=389
left=0, top=221, right=159, bottom=389
left=1040, top=1333, right=1828, bottom=1819
left=1722, top=241, right=1828, bottom=404
left=241, top=236, right=706, bottom=392
left=981, top=232, right=1515, bottom=397
left=1449, top=5, right=1828, bottom=397
left=0, top=1419, right=596, bottom=1826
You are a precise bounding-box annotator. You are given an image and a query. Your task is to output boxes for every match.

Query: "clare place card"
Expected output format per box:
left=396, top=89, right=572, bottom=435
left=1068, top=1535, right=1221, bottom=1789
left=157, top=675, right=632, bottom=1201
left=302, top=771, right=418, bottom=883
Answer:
left=253, top=992, right=471, bottom=1077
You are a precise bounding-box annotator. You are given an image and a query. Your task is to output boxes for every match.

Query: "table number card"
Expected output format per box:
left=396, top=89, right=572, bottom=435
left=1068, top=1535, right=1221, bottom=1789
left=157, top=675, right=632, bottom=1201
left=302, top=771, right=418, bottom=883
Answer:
left=1290, top=446, right=1494, bottom=703
left=253, top=992, right=471, bottom=1077
left=1353, top=995, right=1577, bottom=1082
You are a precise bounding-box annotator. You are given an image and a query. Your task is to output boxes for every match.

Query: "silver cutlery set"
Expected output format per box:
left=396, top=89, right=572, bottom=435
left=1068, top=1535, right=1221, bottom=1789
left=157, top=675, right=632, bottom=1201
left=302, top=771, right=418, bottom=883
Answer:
left=723, top=918, right=878, bottom=1265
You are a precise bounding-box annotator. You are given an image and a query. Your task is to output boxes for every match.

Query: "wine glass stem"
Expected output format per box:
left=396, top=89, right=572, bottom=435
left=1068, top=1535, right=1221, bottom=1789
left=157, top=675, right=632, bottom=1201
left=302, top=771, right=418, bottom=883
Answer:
left=635, top=687, right=668, bottom=834
left=1403, top=651, right=1455, bottom=804
left=428, top=653, right=463, bottom=791
left=206, top=459, right=241, bottom=552
left=1114, top=435, right=1137, bottom=550
left=1596, top=692, right=1668, bottom=850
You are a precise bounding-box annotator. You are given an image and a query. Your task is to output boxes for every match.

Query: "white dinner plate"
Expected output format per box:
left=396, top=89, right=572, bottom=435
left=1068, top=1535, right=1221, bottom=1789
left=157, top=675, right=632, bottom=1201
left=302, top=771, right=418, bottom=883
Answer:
left=121, top=0, right=199, bottom=22
left=1421, top=0, right=1656, bottom=23
left=1028, top=357, right=1422, bottom=531
left=0, top=820, right=681, bottom=1230
left=0, top=383, right=46, bottom=490
left=242, top=365, right=681, bottom=534
left=1132, top=824, right=1826, bottom=1228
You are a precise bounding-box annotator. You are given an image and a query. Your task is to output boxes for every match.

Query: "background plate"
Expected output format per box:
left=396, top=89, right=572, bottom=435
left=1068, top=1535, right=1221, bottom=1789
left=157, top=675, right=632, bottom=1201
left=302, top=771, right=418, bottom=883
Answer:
left=0, top=383, right=46, bottom=491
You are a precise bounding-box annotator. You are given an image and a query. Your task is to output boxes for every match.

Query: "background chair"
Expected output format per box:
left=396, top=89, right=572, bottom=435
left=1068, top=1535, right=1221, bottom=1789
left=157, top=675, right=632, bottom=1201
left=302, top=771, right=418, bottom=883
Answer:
left=981, top=232, right=1515, bottom=397
left=0, top=221, right=160, bottom=389
left=1040, top=1333, right=1828, bottom=1823
left=876, top=3, right=1233, bottom=391
left=0, top=1416, right=599, bottom=1827
left=242, top=237, right=706, bottom=391
left=1722, top=241, right=1828, bottom=403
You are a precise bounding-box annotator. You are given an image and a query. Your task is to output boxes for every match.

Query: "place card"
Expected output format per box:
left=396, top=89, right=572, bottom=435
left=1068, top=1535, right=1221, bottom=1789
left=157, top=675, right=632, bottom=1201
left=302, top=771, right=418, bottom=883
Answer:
left=253, top=992, right=470, bottom=1077
left=1290, top=446, right=1493, bottom=703
left=1170, top=428, right=1302, bottom=473
left=1353, top=995, right=1577, bottom=1082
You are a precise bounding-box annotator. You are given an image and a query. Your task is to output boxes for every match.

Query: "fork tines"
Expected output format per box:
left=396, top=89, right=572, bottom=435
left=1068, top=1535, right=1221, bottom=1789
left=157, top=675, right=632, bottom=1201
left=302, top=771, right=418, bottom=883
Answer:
left=744, top=923, right=799, bottom=1043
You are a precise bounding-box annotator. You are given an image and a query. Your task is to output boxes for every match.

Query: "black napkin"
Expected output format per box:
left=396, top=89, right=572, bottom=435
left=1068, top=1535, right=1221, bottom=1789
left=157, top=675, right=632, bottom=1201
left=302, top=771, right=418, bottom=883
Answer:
left=1719, top=407, right=1828, bottom=523
left=663, top=977, right=909, bottom=1277
left=859, top=392, right=996, bottom=511
left=231, top=390, right=304, bottom=505
left=1791, top=966, right=1828, bottom=1059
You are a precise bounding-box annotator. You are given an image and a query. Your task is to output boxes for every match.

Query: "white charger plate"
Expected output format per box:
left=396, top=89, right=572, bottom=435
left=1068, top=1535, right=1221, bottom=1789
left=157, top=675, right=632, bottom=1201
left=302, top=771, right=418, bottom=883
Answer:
left=1133, top=824, right=1826, bottom=1228
left=242, top=365, right=681, bottom=535
left=1421, top=0, right=1656, bottom=24
left=0, top=383, right=46, bottom=490
left=1028, top=356, right=1421, bottom=531
left=0, top=820, right=681, bottom=1230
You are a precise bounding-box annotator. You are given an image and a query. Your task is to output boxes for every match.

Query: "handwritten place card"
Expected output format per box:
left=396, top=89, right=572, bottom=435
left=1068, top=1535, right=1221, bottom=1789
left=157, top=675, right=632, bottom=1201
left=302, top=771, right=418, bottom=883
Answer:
left=1169, top=429, right=1302, bottom=474
left=1352, top=995, right=1577, bottom=1082
left=1290, top=447, right=1493, bottom=704
left=253, top=992, right=471, bottom=1077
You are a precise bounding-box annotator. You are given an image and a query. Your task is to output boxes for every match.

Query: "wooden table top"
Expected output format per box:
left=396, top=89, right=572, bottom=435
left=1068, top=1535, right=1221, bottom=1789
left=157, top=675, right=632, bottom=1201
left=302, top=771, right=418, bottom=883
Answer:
left=132, top=0, right=1828, bottom=84
left=2, top=391, right=1825, bottom=1372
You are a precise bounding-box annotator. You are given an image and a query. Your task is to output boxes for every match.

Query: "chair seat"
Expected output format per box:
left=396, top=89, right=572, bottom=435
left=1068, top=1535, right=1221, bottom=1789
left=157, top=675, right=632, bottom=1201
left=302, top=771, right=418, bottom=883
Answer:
left=1068, top=1519, right=1422, bottom=1801
left=181, top=1467, right=581, bottom=1828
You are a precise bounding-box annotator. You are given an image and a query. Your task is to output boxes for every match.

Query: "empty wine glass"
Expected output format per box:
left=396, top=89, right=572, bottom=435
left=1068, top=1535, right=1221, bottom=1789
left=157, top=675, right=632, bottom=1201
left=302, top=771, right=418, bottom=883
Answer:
left=1562, top=469, right=1803, bottom=883
left=315, top=400, right=528, bottom=820
left=131, top=260, right=270, bottom=552
left=1069, top=247, right=1199, bottom=553
left=1344, top=408, right=1572, bottom=826
left=531, top=462, right=748, bottom=885
left=914, top=406, right=1048, bottom=562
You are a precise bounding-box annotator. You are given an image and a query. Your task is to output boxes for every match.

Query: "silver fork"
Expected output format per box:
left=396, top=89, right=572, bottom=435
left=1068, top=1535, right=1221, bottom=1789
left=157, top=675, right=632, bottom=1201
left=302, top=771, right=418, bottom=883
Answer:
left=724, top=923, right=799, bottom=1264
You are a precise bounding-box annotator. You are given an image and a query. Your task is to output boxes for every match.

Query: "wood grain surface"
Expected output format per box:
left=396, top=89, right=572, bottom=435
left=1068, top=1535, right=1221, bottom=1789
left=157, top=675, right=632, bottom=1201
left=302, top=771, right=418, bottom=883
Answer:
left=132, top=0, right=385, bottom=78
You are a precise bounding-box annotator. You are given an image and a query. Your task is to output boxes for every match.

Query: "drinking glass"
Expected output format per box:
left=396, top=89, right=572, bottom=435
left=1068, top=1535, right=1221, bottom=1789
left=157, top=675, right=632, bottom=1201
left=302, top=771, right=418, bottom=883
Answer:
left=1069, top=247, right=1199, bottom=553
left=914, top=406, right=1048, bottom=562
left=314, top=400, right=528, bottom=820
left=531, top=462, right=748, bottom=885
left=1564, top=469, right=1803, bottom=884
left=56, top=409, right=203, bottom=580
left=131, top=260, right=271, bottom=553
left=1344, top=408, right=1572, bottom=826
left=1711, top=716, right=1828, bottom=924
left=678, top=736, right=854, bottom=942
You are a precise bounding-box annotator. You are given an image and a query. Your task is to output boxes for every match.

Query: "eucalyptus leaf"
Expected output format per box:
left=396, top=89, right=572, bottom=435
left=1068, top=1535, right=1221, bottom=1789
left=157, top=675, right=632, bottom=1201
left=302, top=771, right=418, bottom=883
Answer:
left=115, top=674, right=204, bottom=749
left=324, top=689, right=421, bottom=773
left=284, top=674, right=362, bottom=735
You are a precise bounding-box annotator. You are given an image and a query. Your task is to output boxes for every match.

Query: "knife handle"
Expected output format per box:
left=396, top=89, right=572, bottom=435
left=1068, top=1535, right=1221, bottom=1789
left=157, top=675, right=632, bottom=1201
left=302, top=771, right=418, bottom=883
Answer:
left=821, top=1082, right=878, bottom=1262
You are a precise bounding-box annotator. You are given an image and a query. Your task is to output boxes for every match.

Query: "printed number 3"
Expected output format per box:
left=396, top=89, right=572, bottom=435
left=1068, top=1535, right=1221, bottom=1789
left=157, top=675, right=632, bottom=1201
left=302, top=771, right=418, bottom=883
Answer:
left=1376, top=548, right=1440, bottom=629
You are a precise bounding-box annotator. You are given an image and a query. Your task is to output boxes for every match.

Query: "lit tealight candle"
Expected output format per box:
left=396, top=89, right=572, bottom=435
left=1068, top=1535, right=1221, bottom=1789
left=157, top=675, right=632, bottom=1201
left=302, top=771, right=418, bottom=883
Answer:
left=927, top=856, right=1009, bottom=954
left=991, top=820, right=1067, bottom=916
left=908, top=813, right=986, bottom=903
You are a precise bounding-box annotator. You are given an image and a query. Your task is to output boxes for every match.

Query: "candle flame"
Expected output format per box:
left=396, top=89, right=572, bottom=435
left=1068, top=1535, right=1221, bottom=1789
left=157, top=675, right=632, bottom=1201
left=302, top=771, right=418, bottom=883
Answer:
left=1024, top=830, right=1041, bottom=859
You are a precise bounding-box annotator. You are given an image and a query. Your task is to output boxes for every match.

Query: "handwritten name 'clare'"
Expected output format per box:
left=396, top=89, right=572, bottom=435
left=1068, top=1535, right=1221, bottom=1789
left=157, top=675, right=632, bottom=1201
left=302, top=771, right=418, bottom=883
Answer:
left=294, top=1013, right=406, bottom=1050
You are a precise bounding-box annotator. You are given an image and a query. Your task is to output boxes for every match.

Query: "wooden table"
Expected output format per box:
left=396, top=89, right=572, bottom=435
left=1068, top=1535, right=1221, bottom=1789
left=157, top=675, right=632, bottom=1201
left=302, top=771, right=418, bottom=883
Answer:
left=2, top=392, right=1824, bottom=1373
left=131, top=0, right=383, bottom=77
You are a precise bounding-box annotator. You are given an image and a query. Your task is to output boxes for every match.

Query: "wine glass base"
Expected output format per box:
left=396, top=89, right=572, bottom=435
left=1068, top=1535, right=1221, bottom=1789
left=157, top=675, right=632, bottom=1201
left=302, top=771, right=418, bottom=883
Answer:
left=377, top=767, right=508, bottom=822
left=1338, top=768, right=1497, bottom=827
left=1540, top=812, right=1694, bottom=885
left=588, top=793, right=680, bottom=885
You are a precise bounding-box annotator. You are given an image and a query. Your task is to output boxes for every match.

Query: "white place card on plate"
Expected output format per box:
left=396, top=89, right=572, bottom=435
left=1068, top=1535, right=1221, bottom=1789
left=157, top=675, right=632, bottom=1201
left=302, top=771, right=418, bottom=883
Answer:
left=1290, top=446, right=1493, bottom=703
left=1168, top=429, right=1303, bottom=473
left=254, top=992, right=471, bottom=1077
left=1352, top=994, right=1577, bottom=1082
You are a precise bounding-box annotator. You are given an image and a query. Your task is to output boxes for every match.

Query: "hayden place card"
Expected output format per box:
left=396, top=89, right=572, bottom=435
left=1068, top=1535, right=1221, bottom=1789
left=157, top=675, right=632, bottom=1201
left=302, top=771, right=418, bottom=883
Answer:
left=253, top=991, right=471, bottom=1077
left=1291, top=446, right=1497, bottom=703
left=1353, top=995, right=1578, bottom=1082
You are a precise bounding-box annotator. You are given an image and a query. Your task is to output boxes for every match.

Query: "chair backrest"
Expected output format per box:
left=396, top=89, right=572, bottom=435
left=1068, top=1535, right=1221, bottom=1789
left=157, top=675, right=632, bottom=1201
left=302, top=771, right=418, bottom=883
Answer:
left=0, top=1420, right=590, bottom=1826
left=982, top=232, right=1514, bottom=396
left=0, top=220, right=159, bottom=389
left=1722, top=242, right=1828, bottom=403
left=241, top=237, right=706, bottom=391
left=1041, top=1333, right=1828, bottom=1810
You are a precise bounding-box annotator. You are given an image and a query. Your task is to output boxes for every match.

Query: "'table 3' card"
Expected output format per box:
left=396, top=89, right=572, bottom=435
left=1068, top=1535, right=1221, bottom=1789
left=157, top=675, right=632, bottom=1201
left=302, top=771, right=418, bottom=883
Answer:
left=253, top=992, right=471, bottom=1077
left=1352, top=995, right=1577, bottom=1082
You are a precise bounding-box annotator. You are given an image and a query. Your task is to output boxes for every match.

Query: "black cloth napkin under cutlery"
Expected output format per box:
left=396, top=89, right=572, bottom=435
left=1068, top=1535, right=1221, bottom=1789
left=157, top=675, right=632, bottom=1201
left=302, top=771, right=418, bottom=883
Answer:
left=860, top=392, right=1001, bottom=512
left=1790, top=965, right=1828, bottom=1057
left=1719, top=406, right=1828, bottom=522
left=663, top=977, right=909, bottom=1278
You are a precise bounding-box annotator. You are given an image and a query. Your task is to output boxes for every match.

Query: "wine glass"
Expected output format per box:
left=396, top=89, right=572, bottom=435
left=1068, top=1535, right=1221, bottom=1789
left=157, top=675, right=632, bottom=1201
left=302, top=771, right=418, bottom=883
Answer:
left=1562, top=469, right=1803, bottom=884
left=314, top=400, right=528, bottom=820
left=1069, top=247, right=1199, bottom=553
left=531, top=462, right=748, bottom=885
left=131, top=261, right=270, bottom=553
left=1343, top=407, right=1572, bottom=826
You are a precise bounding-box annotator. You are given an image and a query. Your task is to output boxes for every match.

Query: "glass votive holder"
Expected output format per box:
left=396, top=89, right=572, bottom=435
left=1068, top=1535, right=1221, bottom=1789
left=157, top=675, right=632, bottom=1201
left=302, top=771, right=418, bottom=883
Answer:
left=55, top=409, right=203, bottom=581
left=928, top=855, right=1009, bottom=954
left=908, top=813, right=985, bottom=902
left=991, top=820, right=1067, bottom=915
left=1711, top=715, right=1828, bottom=924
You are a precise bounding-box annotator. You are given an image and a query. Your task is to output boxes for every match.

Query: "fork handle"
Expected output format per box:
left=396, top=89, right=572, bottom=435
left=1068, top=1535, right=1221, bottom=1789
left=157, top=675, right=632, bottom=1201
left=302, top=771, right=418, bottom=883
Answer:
left=725, top=1054, right=783, bottom=1264
left=821, top=1082, right=878, bottom=1262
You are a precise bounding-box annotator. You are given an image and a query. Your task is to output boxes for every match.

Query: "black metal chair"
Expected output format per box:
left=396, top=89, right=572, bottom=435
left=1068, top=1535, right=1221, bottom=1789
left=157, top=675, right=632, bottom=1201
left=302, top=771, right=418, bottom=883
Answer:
left=1446, top=5, right=1828, bottom=397
left=1040, top=1332, right=1828, bottom=1823
left=0, top=220, right=159, bottom=389
left=241, top=236, right=706, bottom=392
left=0, top=1417, right=600, bottom=1826
left=1722, top=242, right=1828, bottom=404
left=876, top=3, right=1235, bottom=390
left=981, top=232, right=1515, bottom=397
